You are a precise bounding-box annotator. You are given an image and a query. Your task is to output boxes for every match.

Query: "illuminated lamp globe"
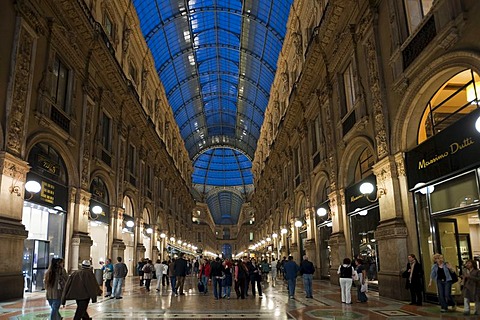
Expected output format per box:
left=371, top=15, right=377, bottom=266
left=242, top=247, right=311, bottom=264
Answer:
left=280, top=228, right=288, bottom=234
left=91, top=205, right=102, bottom=214
left=359, top=182, right=374, bottom=195
left=170, top=237, right=175, bottom=242
left=476, top=116, right=480, bottom=133
left=126, top=220, right=135, bottom=228
left=160, top=233, right=166, bottom=238
left=25, top=180, right=41, bottom=193
left=294, top=220, right=303, bottom=228
left=317, top=207, right=327, bottom=217
left=146, top=228, right=153, bottom=234
left=272, top=233, right=278, bottom=238
left=261, top=240, right=266, bottom=244
left=266, top=237, right=271, bottom=242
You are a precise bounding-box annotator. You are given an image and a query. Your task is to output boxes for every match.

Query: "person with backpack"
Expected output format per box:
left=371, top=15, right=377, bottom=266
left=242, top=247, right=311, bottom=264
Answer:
left=142, top=260, right=154, bottom=292
left=337, top=257, right=354, bottom=304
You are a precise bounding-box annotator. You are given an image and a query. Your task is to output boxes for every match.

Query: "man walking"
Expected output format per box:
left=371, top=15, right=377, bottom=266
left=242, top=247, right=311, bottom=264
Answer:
left=111, top=257, right=128, bottom=299
left=210, top=257, right=223, bottom=300
left=284, top=256, right=299, bottom=299
left=173, top=253, right=188, bottom=295
left=299, top=255, right=315, bottom=298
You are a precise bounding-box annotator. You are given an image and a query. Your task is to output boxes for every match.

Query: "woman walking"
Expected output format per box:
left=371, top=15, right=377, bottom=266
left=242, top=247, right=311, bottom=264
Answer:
left=461, top=259, right=480, bottom=315
left=429, top=253, right=456, bottom=313
left=44, top=258, right=68, bottom=320
left=403, top=254, right=424, bottom=306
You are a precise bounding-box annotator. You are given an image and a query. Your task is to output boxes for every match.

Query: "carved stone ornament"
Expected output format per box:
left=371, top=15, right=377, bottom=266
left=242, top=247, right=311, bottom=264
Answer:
left=122, top=28, right=132, bottom=53
left=81, top=102, right=94, bottom=189
left=365, top=38, right=389, bottom=159
left=6, top=26, right=35, bottom=156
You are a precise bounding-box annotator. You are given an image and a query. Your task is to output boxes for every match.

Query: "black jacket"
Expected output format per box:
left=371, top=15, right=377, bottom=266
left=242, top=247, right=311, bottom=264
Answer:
left=403, top=261, right=424, bottom=291
left=300, top=260, right=315, bottom=275
left=210, top=260, right=223, bottom=278
left=173, top=258, right=188, bottom=277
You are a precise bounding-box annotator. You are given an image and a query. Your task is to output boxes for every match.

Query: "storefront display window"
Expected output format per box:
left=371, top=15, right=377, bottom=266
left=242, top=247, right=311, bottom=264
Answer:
left=349, top=207, right=380, bottom=282
left=414, top=171, right=480, bottom=297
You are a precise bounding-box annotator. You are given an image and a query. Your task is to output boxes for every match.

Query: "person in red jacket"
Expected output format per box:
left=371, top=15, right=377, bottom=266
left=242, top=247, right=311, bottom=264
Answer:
left=199, top=260, right=211, bottom=294
left=61, top=260, right=102, bottom=320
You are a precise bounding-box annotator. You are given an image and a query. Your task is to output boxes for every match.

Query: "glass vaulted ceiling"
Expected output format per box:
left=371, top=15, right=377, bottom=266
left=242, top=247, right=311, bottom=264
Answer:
left=133, top=0, right=293, bottom=225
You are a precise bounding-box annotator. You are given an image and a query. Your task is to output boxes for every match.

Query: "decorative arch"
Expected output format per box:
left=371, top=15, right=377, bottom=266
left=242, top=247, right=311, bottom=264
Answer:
left=337, top=136, right=375, bottom=188
left=294, top=191, right=306, bottom=218
left=122, top=194, right=136, bottom=217
left=25, top=134, right=79, bottom=187
left=90, top=169, right=115, bottom=205
left=392, top=51, right=480, bottom=152
left=311, top=170, right=330, bottom=206
left=142, top=207, right=151, bottom=224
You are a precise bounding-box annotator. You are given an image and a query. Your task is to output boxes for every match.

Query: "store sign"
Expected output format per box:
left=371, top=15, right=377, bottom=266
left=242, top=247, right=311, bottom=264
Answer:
left=405, top=108, right=480, bottom=189
left=27, top=172, right=68, bottom=209
left=37, top=154, right=60, bottom=176
left=345, top=175, right=377, bottom=213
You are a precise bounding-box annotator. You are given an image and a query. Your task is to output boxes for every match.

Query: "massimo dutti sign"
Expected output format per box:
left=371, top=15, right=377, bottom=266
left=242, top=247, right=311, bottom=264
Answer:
left=405, top=108, right=480, bottom=190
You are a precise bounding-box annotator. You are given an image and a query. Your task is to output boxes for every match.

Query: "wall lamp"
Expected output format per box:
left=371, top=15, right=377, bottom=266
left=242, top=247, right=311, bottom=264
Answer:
left=280, top=227, right=288, bottom=234
left=359, top=182, right=386, bottom=202
left=146, top=227, right=153, bottom=234
left=272, top=233, right=278, bottom=238
left=266, top=237, right=271, bottom=242
left=87, top=205, right=103, bottom=220
left=476, top=115, right=480, bottom=132
left=126, top=220, right=135, bottom=228
left=11, top=180, right=41, bottom=200
left=294, top=219, right=303, bottom=228
left=160, top=232, right=166, bottom=239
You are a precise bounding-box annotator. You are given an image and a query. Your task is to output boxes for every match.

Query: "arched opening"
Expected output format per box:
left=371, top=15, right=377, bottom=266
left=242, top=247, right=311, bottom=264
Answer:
left=122, top=195, right=135, bottom=273
left=89, top=176, right=110, bottom=268
left=143, top=208, right=152, bottom=259
left=22, top=142, right=69, bottom=293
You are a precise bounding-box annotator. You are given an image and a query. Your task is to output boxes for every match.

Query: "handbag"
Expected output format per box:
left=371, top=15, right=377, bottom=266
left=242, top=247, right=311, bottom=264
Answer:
left=361, top=282, right=368, bottom=293
left=449, top=269, right=458, bottom=283
left=104, top=270, right=113, bottom=280
left=352, top=269, right=359, bottom=281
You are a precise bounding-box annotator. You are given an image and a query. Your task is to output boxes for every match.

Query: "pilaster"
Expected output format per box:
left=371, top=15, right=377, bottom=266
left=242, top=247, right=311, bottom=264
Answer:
left=328, top=232, right=346, bottom=286
left=375, top=217, right=410, bottom=300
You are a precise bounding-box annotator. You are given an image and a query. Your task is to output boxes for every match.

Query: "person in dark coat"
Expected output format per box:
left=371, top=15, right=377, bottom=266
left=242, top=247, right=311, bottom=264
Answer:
left=247, top=257, right=263, bottom=297
left=284, top=256, right=300, bottom=299
left=403, top=253, right=424, bottom=306
left=173, top=253, right=188, bottom=295
left=61, top=260, right=102, bottom=320
left=210, top=257, right=224, bottom=299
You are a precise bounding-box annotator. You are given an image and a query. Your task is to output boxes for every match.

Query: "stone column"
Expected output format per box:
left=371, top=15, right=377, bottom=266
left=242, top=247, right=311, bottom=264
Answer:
left=69, top=189, right=93, bottom=271
left=304, top=207, right=319, bottom=276
left=290, top=219, right=300, bottom=262
left=110, top=207, right=125, bottom=261
left=0, top=153, right=29, bottom=300
left=373, top=156, right=410, bottom=300
left=328, top=190, right=347, bottom=285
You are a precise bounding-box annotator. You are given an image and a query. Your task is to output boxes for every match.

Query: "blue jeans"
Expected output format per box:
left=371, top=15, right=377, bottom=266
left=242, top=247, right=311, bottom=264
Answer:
left=437, top=280, right=455, bottom=310
left=287, top=278, right=296, bottom=297
left=303, top=274, right=313, bottom=297
left=112, top=277, right=124, bottom=298
left=223, top=285, right=231, bottom=297
left=170, top=276, right=177, bottom=294
left=212, top=277, right=222, bottom=299
left=201, top=275, right=209, bottom=293
left=48, top=299, right=62, bottom=320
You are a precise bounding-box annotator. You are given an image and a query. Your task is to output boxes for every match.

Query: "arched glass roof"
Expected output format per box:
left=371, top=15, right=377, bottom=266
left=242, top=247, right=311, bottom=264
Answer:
left=133, top=0, right=292, bottom=225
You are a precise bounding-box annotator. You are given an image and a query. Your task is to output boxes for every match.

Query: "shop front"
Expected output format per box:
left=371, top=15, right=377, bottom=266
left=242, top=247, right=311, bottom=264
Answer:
left=406, top=107, right=480, bottom=301
left=121, top=214, right=135, bottom=275
left=345, top=174, right=381, bottom=287
left=22, top=143, right=68, bottom=292
left=88, top=177, right=110, bottom=269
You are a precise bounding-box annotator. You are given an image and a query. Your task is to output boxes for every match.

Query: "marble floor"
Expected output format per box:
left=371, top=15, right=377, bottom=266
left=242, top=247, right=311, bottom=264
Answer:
left=0, top=276, right=476, bottom=319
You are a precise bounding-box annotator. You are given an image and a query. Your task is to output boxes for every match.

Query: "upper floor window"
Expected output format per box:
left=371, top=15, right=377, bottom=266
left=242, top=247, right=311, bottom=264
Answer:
left=129, top=62, right=137, bottom=85
left=343, top=62, right=356, bottom=115
left=104, top=13, right=114, bottom=40
left=127, top=144, right=136, bottom=174
left=418, top=69, right=480, bottom=144
left=311, top=115, right=325, bottom=167
left=354, top=147, right=374, bottom=183
left=404, top=0, right=433, bottom=34
left=51, top=56, right=72, bottom=113
left=101, top=112, right=112, bottom=152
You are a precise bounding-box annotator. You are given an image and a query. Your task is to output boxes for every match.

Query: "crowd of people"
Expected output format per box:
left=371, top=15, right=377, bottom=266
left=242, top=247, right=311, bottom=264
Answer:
left=43, top=252, right=479, bottom=319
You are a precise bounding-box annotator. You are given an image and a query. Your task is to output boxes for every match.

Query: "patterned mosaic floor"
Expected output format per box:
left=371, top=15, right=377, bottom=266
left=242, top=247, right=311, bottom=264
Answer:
left=0, top=277, right=476, bottom=319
